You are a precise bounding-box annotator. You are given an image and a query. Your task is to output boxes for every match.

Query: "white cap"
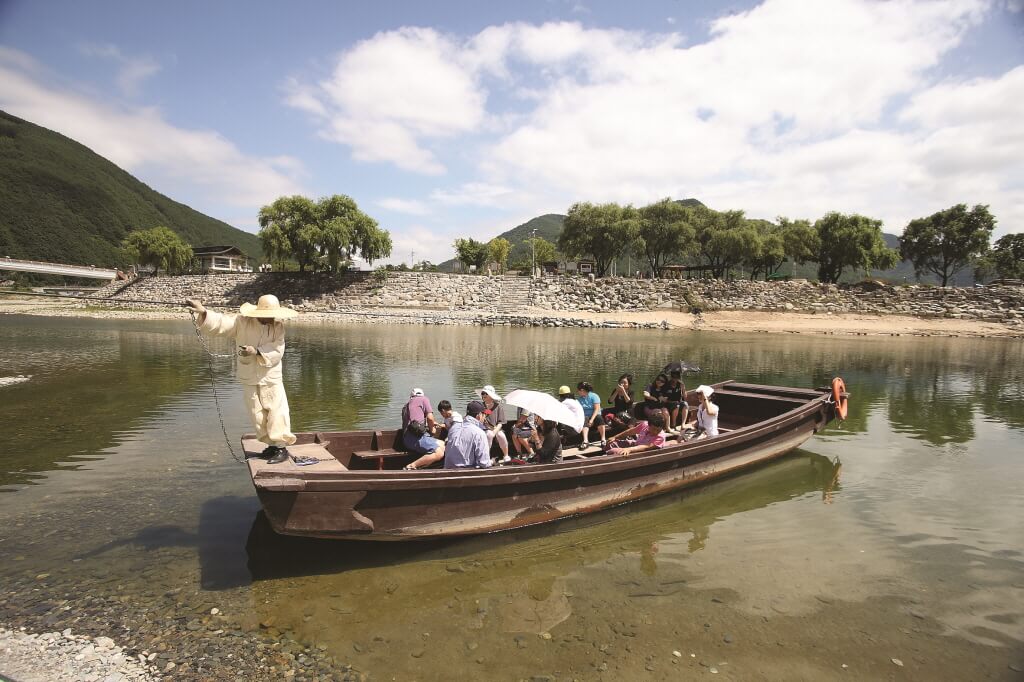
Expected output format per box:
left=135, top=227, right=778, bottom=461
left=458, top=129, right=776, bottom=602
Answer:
left=410, top=388, right=424, bottom=397
left=695, top=385, right=714, bottom=398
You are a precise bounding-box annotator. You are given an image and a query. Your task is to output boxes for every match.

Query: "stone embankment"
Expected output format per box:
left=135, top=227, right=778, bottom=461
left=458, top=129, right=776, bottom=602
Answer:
left=90, top=272, right=1024, bottom=329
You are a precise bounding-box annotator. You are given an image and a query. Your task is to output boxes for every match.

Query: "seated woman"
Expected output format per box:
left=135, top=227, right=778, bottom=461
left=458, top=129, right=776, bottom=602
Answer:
left=480, top=385, right=510, bottom=464
left=606, top=413, right=667, bottom=456
left=512, top=408, right=537, bottom=457
left=576, top=381, right=607, bottom=448
left=663, top=369, right=687, bottom=433
left=686, top=385, right=720, bottom=439
left=532, top=417, right=563, bottom=464
left=604, top=373, right=634, bottom=418
left=643, top=373, right=671, bottom=426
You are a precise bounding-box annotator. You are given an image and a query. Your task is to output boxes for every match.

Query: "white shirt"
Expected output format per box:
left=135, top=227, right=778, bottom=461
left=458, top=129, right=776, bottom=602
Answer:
left=697, top=401, right=719, bottom=437
left=201, top=310, right=286, bottom=386
left=444, top=411, right=463, bottom=428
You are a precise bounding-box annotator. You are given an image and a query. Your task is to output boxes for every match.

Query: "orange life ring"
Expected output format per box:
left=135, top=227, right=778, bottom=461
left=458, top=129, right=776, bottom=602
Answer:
left=831, top=377, right=848, bottom=420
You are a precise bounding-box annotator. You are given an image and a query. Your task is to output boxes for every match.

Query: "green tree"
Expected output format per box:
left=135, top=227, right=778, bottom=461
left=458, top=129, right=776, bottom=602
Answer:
left=637, top=199, right=695, bottom=277
left=559, top=202, right=638, bottom=277
left=990, top=233, right=1024, bottom=280
left=257, top=196, right=320, bottom=272
left=899, top=204, right=996, bottom=286
left=487, top=237, right=512, bottom=273
left=814, top=212, right=897, bottom=283
left=691, top=207, right=748, bottom=278
left=121, top=226, right=194, bottom=275
left=742, top=228, right=786, bottom=280
left=257, top=194, right=391, bottom=272
left=778, top=217, right=819, bottom=266
left=454, top=238, right=489, bottom=272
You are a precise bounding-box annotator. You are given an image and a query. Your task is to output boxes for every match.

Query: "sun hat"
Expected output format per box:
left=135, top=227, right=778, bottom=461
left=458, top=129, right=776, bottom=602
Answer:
left=558, top=385, right=572, bottom=396
left=695, top=385, right=715, bottom=398
left=466, top=400, right=486, bottom=417
left=410, top=388, right=425, bottom=397
left=239, top=294, right=298, bottom=319
left=479, top=385, right=502, bottom=401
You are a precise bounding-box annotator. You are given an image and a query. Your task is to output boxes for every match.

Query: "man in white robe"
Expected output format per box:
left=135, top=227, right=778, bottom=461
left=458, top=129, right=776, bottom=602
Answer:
left=186, top=294, right=297, bottom=464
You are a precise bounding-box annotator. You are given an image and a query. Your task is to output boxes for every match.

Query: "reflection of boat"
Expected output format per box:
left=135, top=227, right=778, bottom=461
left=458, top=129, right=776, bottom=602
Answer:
left=244, top=381, right=842, bottom=540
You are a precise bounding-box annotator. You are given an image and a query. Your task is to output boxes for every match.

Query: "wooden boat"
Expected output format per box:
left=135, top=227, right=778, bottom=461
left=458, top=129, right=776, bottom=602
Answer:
left=243, top=380, right=847, bottom=540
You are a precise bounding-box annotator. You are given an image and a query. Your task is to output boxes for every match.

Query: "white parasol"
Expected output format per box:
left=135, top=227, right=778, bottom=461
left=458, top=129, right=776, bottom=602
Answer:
left=504, top=389, right=584, bottom=433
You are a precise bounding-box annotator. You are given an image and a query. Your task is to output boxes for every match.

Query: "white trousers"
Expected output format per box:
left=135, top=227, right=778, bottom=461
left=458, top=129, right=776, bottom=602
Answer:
left=243, top=383, right=296, bottom=446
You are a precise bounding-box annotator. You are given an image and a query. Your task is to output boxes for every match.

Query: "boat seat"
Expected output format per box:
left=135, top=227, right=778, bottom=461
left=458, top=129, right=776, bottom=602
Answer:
left=352, top=448, right=410, bottom=470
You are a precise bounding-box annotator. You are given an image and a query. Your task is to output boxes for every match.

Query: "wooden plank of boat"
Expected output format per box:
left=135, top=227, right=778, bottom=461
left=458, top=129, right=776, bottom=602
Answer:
left=244, top=380, right=841, bottom=540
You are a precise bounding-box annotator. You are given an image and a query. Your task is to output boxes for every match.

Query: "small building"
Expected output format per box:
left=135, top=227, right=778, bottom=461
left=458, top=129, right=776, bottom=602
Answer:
left=193, top=246, right=252, bottom=273
left=576, top=259, right=595, bottom=275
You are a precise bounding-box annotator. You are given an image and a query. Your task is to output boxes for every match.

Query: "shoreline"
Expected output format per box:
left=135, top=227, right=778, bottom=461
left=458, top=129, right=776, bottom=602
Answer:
left=2, top=297, right=1022, bottom=338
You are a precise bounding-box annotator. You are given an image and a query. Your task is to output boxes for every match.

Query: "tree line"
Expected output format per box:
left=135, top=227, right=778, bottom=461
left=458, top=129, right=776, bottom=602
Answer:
left=545, top=199, right=1015, bottom=284
left=119, top=194, right=393, bottom=275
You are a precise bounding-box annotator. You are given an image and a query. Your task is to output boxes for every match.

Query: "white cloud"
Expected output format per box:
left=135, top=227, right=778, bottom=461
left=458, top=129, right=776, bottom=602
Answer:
left=377, top=197, right=430, bottom=215
left=78, top=43, right=161, bottom=96
left=0, top=48, right=306, bottom=224
left=430, top=182, right=513, bottom=206
left=288, top=27, right=486, bottom=175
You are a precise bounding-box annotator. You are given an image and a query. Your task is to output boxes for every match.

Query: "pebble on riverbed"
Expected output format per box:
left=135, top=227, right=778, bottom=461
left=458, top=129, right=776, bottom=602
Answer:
left=0, top=626, right=160, bottom=681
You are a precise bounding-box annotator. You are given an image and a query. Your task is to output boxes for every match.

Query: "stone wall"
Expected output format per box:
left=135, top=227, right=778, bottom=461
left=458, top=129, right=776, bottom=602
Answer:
left=97, top=271, right=1024, bottom=326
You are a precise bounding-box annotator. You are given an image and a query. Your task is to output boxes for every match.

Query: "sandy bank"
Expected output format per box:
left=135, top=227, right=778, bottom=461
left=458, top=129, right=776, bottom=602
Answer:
left=1, top=297, right=1021, bottom=338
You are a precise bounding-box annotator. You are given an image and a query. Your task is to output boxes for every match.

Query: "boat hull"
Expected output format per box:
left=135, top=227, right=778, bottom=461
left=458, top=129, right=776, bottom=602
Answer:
left=246, top=382, right=836, bottom=540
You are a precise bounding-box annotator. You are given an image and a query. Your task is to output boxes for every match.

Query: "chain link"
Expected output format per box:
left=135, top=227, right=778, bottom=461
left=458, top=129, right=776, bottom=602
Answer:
left=190, top=310, right=245, bottom=464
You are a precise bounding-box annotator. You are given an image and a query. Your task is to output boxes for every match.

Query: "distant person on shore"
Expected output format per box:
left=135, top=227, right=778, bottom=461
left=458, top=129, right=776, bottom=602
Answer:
left=479, top=385, right=510, bottom=464
left=444, top=401, right=492, bottom=469
left=686, top=385, right=720, bottom=439
left=401, top=388, right=445, bottom=470
left=576, top=381, right=607, bottom=448
left=186, top=295, right=297, bottom=464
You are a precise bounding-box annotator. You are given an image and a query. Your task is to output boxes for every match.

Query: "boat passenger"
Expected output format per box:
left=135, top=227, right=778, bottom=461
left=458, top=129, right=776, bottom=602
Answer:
left=533, top=417, right=563, bottom=464
left=605, top=411, right=637, bottom=438
left=607, top=413, right=667, bottom=456
left=479, top=385, right=511, bottom=464
left=435, top=399, right=462, bottom=437
left=686, top=385, right=720, bottom=439
left=186, top=296, right=297, bottom=465
left=512, top=409, right=537, bottom=457
left=605, top=373, right=634, bottom=418
left=643, top=373, right=671, bottom=427
left=576, top=381, right=607, bottom=449
left=664, top=370, right=687, bottom=433
left=557, top=385, right=585, bottom=442
left=402, top=388, right=445, bottom=470
left=444, top=401, right=493, bottom=469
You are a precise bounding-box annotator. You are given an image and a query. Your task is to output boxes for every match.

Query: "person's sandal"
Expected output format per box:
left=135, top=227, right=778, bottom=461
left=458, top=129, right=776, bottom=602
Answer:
left=403, top=465, right=417, bottom=471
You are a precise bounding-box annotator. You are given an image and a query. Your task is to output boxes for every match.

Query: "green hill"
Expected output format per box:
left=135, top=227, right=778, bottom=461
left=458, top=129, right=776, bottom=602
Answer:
left=0, top=110, right=261, bottom=267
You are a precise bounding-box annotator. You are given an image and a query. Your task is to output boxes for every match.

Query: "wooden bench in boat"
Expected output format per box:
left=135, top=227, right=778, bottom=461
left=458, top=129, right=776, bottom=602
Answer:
left=350, top=431, right=413, bottom=470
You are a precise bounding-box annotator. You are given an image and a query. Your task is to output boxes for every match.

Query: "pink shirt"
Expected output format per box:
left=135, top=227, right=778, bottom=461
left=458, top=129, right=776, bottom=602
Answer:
left=635, top=422, right=666, bottom=449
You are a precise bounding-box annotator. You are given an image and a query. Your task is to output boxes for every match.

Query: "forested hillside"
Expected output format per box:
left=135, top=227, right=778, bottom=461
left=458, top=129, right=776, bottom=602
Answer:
left=0, top=110, right=260, bottom=267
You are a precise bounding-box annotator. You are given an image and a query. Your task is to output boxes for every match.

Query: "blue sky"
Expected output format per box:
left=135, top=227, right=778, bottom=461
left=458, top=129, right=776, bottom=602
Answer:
left=1, top=0, right=1021, bottom=265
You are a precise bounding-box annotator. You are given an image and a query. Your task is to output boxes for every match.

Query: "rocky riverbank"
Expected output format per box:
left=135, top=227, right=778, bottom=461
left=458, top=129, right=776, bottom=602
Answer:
left=0, top=626, right=158, bottom=681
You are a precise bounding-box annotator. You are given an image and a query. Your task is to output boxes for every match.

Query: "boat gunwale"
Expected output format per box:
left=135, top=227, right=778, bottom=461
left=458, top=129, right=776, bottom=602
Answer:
left=250, top=382, right=831, bottom=491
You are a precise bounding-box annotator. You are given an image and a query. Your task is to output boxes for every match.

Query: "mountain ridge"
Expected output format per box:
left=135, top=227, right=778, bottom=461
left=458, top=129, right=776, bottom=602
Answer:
left=0, top=110, right=261, bottom=268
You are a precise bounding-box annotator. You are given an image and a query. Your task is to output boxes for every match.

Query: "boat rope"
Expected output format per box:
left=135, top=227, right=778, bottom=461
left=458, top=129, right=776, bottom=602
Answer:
left=189, top=310, right=244, bottom=465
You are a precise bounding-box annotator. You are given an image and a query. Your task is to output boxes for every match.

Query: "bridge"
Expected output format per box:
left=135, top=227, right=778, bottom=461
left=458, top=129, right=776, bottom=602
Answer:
left=0, top=257, right=117, bottom=280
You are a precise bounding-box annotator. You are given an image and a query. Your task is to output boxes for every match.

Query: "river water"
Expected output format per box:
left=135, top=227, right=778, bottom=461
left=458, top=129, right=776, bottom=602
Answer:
left=0, top=315, right=1022, bottom=680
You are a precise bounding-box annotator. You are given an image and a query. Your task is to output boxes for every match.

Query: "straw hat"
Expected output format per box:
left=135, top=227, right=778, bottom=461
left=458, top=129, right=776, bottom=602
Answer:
left=239, top=294, right=298, bottom=319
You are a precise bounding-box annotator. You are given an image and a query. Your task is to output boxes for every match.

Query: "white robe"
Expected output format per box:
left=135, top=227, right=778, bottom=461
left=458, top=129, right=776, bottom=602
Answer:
left=200, top=310, right=296, bottom=446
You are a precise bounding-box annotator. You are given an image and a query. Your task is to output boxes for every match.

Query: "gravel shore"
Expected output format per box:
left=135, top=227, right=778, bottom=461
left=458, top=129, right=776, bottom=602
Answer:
left=0, top=626, right=159, bottom=681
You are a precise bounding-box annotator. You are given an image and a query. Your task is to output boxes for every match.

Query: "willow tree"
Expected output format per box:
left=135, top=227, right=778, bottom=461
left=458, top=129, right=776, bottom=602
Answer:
left=637, top=199, right=695, bottom=277
left=121, top=226, right=194, bottom=275
left=814, top=212, right=898, bottom=283
left=258, top=194, right=391, bottom=271
left=559, top=202, right=638, bottom=277
left=899, top=204, right=995, bottom=286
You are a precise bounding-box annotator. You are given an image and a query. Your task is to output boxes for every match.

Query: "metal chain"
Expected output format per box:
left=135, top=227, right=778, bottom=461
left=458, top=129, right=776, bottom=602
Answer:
left=190, top=311, right=245, bottom=464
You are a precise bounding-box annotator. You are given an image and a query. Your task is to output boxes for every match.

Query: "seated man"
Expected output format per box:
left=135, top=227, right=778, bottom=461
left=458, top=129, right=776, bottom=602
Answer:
left=444, top=401, right=493, bottom=469
left=402, top=388, right=445, bottom=470
left=607, top=413, right=667, bottom=456
left=685, top=385, right=720, bottom=439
